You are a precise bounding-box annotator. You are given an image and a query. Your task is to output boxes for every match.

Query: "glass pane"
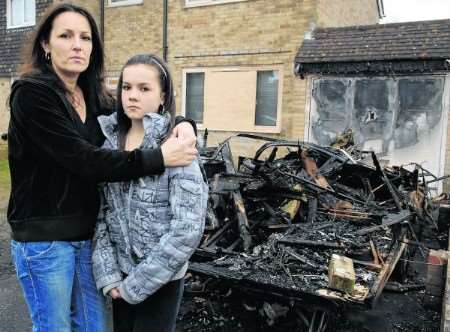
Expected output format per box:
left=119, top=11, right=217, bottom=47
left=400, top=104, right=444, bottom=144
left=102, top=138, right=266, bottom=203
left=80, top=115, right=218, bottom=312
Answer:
left=353, top=79, right=392, bottom=141
left=255, top=71, right=278, bottom=126
left=311, top=79, right=349, bottom=145
left=185, top=73, right=204, bottom=124
left=398, top=78, right=443, bottom=127
left=11, top=0, right=25, bottom=26
left=354, top=80, right=388, bottom=111
left=24, top=0, right=35, bottom=24
left=395, top=78, right=444, bottom=148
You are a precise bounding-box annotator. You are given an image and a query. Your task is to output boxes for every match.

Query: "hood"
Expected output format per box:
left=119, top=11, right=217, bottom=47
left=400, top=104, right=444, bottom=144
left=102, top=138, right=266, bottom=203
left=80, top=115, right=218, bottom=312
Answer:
left=10, top=73, right=80, bottom=124
left=11, top=72, right=62, bottom=94
left=11, top=71, right=113, bottom=117
left=97, top=112, right=171, bottom=149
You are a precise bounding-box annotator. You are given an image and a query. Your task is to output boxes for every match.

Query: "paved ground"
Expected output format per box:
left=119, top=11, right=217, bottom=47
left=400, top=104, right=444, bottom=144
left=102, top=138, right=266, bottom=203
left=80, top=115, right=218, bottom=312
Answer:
left=0, top=206, right=442, bottom=332
left=0, top=212, right=114, bottom=332
left=0, top=213, right=31, bottom=331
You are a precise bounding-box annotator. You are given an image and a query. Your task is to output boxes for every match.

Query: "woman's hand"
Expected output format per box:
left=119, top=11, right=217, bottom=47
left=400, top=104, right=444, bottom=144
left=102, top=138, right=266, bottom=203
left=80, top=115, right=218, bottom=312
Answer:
left=161, top=136, right=197, bottom=167
left=171, top=121, right=196, bottom=143
left=109, top=288, right=122, bottom=299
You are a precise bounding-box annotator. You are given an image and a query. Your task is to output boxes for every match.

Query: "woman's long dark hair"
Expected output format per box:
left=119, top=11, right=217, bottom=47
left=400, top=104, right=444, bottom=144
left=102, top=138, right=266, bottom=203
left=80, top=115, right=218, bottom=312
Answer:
left=20, top=3, right=113, bottom=111
left=116, top=54, right=175, bottom=150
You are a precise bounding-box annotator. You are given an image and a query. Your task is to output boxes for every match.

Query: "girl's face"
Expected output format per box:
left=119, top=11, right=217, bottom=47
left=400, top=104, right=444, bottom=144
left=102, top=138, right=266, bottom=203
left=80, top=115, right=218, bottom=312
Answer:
left=121, top=64, right=165, bottom=121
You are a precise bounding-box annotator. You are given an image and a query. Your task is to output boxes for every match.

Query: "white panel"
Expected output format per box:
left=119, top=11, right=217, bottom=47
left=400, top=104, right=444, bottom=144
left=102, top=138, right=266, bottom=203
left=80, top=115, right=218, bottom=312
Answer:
left=11, top=0, right=25, bottom=26
left=307, top=76, right=448, bottom=193
left=24, top=0, right=35, bottom=24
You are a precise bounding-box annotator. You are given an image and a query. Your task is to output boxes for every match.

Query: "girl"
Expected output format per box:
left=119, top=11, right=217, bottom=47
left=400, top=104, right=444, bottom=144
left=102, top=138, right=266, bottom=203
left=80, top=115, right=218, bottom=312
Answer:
left=92, top=54, right=208, bottom=332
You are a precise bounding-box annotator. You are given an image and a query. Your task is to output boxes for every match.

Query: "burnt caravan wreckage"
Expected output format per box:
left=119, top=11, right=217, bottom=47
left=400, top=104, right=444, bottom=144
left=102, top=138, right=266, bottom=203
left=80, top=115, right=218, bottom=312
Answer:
left=185, top=133, right=441, bottom=330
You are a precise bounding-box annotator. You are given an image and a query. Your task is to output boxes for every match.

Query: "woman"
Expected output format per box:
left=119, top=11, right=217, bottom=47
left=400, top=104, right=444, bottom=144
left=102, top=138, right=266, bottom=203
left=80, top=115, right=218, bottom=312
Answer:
left=7, top=4, right=196, bottom=332
left=93, top=54, right=207, bottom=332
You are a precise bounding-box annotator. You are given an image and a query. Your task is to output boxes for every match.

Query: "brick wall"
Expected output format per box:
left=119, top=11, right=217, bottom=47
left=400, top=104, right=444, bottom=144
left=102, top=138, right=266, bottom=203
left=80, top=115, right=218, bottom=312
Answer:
left=103, top=1, right=163, bottom=74
left=61, top=0, right=100, bottom=21
left=0, top=77, right=10, bottom=133
left=169, top=0, right=313, bottom=149
left=0, top=0, right=380, bottom=151
left=87, top=0, right=319, bottom=155
left=0, top=0, right=53, bottom=132
left=95, top=0, right=378, bottom=157
left=316, top=0, right=380, bottom=28
left=0, top=0, right=53, bottom=76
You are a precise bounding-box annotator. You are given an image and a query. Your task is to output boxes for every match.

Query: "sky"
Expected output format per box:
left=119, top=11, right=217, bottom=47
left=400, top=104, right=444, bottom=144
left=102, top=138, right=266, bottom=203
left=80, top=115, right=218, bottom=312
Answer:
left=381, top=0, right=450, bottom=23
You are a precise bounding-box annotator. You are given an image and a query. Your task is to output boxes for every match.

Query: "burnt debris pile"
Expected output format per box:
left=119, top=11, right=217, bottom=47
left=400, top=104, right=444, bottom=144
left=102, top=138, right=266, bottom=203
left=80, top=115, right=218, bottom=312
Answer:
left=182, top=133, right=443, bottom=331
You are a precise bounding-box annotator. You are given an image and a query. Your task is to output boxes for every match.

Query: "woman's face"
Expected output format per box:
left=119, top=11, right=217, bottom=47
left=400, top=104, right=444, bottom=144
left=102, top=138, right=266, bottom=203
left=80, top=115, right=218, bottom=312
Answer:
left=121, top=64, right=165, bottom=121
left=41, top=12, right=93, bottom=79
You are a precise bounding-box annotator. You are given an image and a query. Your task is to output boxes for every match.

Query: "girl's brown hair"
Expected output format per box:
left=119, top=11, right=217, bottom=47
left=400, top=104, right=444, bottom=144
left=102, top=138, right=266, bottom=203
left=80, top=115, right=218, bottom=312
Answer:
left=116, top=54, right=175, bottom=150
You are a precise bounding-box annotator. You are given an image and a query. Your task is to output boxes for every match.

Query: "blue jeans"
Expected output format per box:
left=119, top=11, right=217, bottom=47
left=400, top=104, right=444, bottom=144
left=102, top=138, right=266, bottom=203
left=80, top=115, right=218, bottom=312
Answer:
left=11, top=240, right=107, bottom=332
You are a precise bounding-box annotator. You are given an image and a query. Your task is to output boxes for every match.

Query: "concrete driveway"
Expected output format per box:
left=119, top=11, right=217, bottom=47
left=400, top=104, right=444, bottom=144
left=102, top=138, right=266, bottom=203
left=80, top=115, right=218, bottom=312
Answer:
left=0, top=214, right=31, bottom=331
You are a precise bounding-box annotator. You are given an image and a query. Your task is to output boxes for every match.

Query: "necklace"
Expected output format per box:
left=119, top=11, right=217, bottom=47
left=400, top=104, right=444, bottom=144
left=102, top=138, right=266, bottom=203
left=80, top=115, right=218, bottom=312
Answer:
left=67, top=88, right=83, bottom=109
left=67, top=87, right=86, bottom=122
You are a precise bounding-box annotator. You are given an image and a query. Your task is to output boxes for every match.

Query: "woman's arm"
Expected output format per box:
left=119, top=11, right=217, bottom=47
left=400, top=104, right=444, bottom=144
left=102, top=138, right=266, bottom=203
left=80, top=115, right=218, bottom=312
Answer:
left=10, top=82, right=195, bottom=182
left=117, top=161, right=208, bottom=304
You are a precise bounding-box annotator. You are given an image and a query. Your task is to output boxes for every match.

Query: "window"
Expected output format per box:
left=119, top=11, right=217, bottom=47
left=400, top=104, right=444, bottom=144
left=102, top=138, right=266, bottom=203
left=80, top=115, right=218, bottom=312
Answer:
left=311, top=79, right=350, bottom=144
left=255, top=71, right=278, bottom=126
left=185, top=73, right=205, bottom=124
left=7, top=0, right=35, bottom=29
left=185, top=0, right=248, bottom=8
left=353, top=80, right=391, bottom=140
left=183, top=66, right=282, bottom=133
left=107, top=0, right=143, bottom=7
left=308, top=76, right=447, bottom=181
left=106, top=77, right=119, bottom=92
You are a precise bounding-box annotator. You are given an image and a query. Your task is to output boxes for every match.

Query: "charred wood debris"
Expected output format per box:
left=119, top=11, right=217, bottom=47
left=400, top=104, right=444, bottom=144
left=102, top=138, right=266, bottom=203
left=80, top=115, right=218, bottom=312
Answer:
left=181, top=131, right=446, bottom=331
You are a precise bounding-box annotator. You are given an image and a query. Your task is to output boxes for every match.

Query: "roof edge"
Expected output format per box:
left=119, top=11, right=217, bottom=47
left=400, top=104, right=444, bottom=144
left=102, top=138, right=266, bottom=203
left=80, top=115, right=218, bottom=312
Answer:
left=295, top=59, right=450, bottom=77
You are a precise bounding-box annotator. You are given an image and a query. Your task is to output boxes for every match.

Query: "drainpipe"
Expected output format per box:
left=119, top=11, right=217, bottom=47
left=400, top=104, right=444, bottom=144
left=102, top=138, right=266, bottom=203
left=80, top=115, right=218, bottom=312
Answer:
left=376, top=0, right=385, bottom=19
left=163, top=0, right=168, bottom=62
left=100, top=0, right=105, bottom=41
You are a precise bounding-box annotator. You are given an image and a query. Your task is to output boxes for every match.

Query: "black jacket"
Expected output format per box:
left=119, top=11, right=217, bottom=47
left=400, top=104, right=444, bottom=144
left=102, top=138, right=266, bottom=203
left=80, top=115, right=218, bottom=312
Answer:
left=7, top=73, right=168, bottom=241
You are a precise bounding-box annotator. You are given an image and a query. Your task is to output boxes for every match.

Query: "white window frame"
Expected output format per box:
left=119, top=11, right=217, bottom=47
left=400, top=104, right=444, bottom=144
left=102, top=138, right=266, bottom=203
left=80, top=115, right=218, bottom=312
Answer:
left=185, top=0, right=248, bottom=8
left=6, top=0, right=36, bottom=29
left=182, top=68, right=206, bottom=129
left=182, top=66, right=283, bottom=133
left=106, top=77, right=120, bottom=92
left=107, top=0, right=143, bottom=8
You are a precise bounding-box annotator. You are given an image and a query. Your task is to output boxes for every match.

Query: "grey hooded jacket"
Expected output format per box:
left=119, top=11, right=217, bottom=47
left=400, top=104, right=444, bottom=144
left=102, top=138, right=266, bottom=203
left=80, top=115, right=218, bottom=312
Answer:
left=92, top=112, right=208, bottom=304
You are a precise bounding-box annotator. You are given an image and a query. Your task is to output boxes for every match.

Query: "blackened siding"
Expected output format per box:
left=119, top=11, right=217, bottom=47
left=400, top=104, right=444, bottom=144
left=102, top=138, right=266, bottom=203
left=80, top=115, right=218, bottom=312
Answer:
left=0, top=0, right=53, bottom=76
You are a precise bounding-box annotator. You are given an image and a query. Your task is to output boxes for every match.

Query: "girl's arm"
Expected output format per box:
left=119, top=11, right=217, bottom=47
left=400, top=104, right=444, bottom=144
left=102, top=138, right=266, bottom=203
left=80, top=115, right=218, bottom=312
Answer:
left=118, top=160, right=208, bottom=304
left=9, top=82, right=195, bottom=182
left=92, top=200, right=123, bottom=295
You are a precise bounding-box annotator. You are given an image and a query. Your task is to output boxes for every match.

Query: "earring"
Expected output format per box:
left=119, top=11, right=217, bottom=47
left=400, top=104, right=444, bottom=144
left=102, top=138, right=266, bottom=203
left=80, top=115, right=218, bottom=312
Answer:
left=159, top=104, right=165, bottom=114
left=45, top=52, right=51, bottom=63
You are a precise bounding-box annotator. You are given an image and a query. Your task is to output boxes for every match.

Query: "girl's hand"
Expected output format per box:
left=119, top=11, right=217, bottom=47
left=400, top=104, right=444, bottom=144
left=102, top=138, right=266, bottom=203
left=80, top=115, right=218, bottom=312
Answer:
left=171, top=121, right=196, bottom=146
left=109, top=288, right=122, bottom=299
left=161, top=136, right=197, bottom=167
